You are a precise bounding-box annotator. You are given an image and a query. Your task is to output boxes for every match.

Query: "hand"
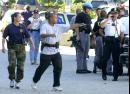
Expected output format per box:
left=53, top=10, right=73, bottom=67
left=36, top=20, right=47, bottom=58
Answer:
left=2, top=47, right=6, bottom=53
left=76, top=35, right=80, bottom=41
left=92, top=34, right=96, bottom=40
left=71, top=24, right=80, bottom=29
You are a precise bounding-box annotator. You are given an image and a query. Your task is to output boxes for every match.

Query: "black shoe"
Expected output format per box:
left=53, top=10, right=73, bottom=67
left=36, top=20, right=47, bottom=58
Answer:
left=93, top=70, right=97, bottom=74
left=107, top=72, right=113, bottom=76
left=112, top=79, right=118, bottom=81
left=76, top=70, right=91, bottom=74
left=112, top=77, right=118, bottom=81
left=102, top=75, right=107, bottom=81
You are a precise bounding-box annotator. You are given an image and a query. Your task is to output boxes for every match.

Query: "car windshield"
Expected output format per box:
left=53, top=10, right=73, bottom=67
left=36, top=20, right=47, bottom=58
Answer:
left=67, top=14, right=75, bottom=23
left=92, top=1, right=108, bottom=9
left=58, top=14, right=66, bottom=24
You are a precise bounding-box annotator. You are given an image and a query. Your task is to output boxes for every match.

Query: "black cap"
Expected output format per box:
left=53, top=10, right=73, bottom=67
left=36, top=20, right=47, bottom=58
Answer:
left=110, top=8, right=118, bottom=14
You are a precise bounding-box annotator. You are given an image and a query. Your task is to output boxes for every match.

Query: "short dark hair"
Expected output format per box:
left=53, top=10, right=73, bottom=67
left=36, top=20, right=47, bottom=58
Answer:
left=11, top=12, right=20, bottom=23
left=26, top=6, right=31, bottom=11
left=96, top=8, right=102, bottom=12
left=100, top=10, right=107, bottom=18
left=45, top=11, right=55, bottom=20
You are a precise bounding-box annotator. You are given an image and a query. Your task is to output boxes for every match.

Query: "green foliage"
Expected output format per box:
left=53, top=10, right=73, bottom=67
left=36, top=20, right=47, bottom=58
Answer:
left=37, top=0, right=65, bottom=12
left=71, top=2, right=97, bottom=19
left=73, top=0, right=91, bottom=3
left=89, top=10, right=97, bottom=19
left=8, top=0, right=16, bottom=8
left=70, top=3, right=83, bottom=12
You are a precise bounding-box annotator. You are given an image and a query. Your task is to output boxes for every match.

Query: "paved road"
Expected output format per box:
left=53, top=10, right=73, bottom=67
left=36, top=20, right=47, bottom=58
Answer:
left=0, top=33, right=129, bottom=94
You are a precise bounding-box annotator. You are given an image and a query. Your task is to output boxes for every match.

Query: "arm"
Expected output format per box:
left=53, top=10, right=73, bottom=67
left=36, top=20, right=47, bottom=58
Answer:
left=2, top=38, right=6, bottom=53
left=28, top=37, right=35, bottom=50
left=120, top=32, right=124, bottom=45
left=100, top=19, right=109, bottom=28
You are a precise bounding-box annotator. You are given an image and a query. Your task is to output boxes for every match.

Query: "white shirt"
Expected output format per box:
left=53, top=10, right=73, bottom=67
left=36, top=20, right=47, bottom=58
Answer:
left=120, top=16, right=129, bottom=35
left=40, top=22, right=70, bottom=55
left=28, top=17, right=42, bottom=30
left=102, top=19, right=125, bottom=37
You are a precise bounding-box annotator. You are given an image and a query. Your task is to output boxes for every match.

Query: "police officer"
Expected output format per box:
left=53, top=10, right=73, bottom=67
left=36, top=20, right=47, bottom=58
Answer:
left=2, top=12, right=35, bottom=89
left=75, top=3, right=93, bottom=74
left=101, top=8, right=124, bottom=81
left=27, top=10, right=42, bottom=65
left=31, top=12, right=80, bottom=91
left=93, top=10, right=107, bottom=73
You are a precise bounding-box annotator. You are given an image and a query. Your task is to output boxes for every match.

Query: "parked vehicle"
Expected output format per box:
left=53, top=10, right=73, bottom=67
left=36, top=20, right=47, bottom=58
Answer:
left=91, top=0, right=108, bottom=9
left=40, top=11, right=75, bottom=46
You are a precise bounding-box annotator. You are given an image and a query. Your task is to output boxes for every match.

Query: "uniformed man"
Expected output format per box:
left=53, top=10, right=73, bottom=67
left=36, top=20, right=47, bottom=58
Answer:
left=31, top=12, right=80, bottom=91
left=75, top=3, right=93, bottom=74
left=93, top=10, right=107, bottom=73
left=101, top=8, right=124, bottom=81
left=2, top=12, right=35, bottom=89
left=27, top=10, right=42, bottom=65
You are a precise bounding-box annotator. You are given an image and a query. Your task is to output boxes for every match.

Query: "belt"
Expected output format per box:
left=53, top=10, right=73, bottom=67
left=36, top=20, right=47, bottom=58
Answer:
left=30, top=29, right=40, bottom=32
left=41, top=42, right=59, bottom=51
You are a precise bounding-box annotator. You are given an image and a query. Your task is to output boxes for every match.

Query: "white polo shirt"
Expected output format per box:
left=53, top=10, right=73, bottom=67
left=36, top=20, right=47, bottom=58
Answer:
left=40, top=22, right=70, bottom=55
left=102, top=19, right=125, bottom=38
left=28, top=17, right=42, bottom=30
left=120, top=16, right=129, bottom=35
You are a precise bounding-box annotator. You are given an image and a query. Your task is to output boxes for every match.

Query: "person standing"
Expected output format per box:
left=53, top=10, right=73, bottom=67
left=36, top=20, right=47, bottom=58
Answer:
left=2, top=12, right=35, bottom=89
left=101, top=8, right=124, bottom=81
left=93, top=10, right=107, bottom=73
left=27, top=10, right=42, bottom=65
left=75, top=3, right=93, bottom=74
left=21, top=5, right=33, bottom=26
left=31, top=12, right=80, bottom=91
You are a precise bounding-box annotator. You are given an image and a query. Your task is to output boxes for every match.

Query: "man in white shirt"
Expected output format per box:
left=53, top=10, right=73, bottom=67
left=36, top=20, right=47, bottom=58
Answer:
left=31, top=12, right=80, bottom=91
left=27, top=10, right=42, bottom=65
left=101, top=8, right=124, bottom=81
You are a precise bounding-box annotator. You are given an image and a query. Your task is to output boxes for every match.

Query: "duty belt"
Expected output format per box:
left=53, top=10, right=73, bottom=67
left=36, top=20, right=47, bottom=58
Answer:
left=41, top=42, right=59, bottom=51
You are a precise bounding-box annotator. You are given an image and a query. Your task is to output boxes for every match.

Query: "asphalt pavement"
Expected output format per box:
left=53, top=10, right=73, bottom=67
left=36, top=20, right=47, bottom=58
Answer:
left=0, top=32, right=129, bottom=94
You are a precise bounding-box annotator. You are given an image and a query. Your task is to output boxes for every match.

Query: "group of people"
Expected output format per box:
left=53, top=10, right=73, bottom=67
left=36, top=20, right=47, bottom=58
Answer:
left=0, top=2, right=129, bottom=91
left=1, top=5, right=80, bottom=91
left=71, top=3, right=129, bottom=82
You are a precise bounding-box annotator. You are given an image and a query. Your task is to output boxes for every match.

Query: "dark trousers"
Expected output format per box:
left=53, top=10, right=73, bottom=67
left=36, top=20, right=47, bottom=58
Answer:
left=102, top=37, right=120, bottom=79
left=33, top=53, right=62, bottom=87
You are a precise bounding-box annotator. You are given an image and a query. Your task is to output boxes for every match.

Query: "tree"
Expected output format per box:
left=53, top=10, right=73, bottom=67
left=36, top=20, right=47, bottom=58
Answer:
left=8, top=0, right=16, bottom=8
left=73, top=0, right=91, bottom=3
left=37, top=0, right=63, bottom=7
left=73, top=0, right=85, bottom=3
left=37, top=0, right=65, bottom=12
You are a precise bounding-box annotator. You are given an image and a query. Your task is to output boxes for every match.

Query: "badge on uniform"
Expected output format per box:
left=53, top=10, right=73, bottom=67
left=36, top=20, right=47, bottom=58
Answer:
left=20, top=29, right=23, bottom=33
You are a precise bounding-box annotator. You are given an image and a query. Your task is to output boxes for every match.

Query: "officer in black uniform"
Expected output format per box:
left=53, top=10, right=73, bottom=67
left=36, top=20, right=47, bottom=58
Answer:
left=101, top=9, right=124, bottom=81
